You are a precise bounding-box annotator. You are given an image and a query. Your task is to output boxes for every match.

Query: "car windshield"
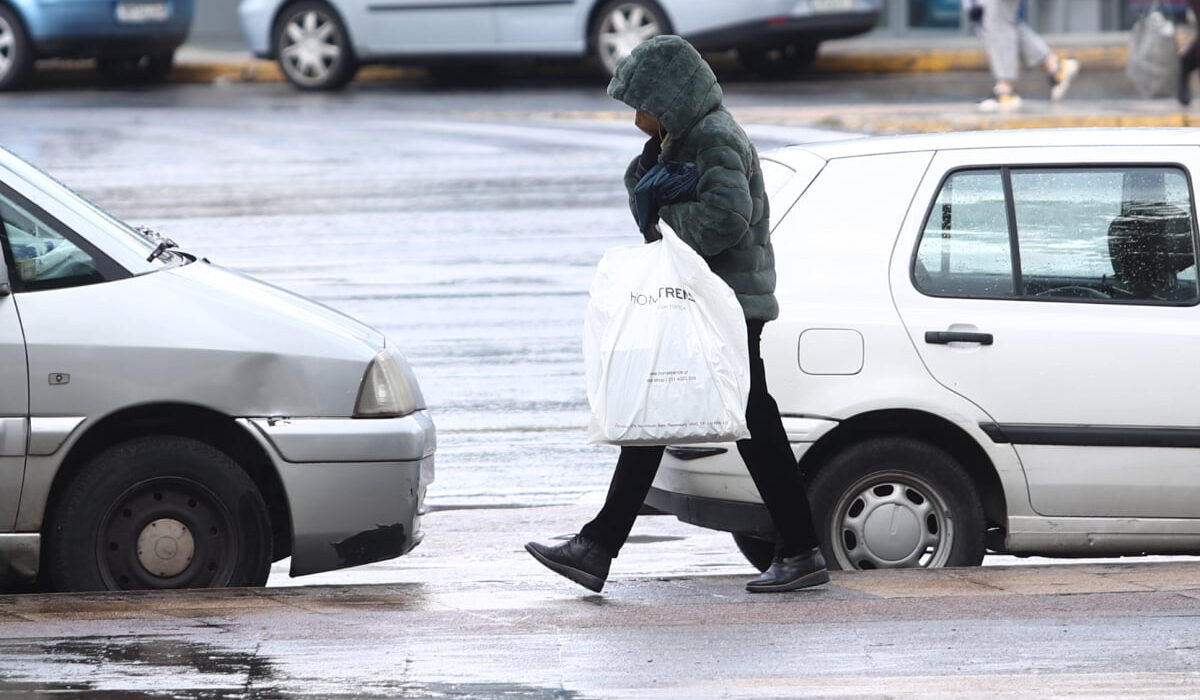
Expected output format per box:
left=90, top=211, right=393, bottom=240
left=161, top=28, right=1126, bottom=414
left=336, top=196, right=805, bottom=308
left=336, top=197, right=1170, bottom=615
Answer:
left=0, top=149, right=179, bottom=272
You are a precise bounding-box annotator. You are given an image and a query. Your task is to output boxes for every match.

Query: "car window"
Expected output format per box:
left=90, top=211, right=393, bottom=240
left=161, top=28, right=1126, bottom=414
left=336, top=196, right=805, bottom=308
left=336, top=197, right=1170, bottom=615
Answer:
left=0, top=189, right=111, bottom=292
left=914, top=165, right=1199, bottom=305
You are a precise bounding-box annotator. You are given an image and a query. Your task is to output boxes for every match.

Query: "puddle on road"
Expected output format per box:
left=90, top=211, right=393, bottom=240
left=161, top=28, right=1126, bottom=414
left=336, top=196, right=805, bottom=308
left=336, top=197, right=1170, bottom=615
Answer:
left=0, top=636, right=590, bottom=699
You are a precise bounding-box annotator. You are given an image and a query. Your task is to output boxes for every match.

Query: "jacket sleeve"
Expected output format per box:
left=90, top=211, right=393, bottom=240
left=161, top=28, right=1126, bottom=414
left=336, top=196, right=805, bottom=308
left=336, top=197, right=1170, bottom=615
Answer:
left=623, top=155, right=641, bottom=223
left=659, top=128, right=753, bottom=257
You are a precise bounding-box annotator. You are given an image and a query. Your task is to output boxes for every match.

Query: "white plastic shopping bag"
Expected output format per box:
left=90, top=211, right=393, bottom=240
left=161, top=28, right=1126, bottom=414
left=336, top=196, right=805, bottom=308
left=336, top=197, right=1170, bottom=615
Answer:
left=583, top=226, right=751, bottom=445
left=1126, top=0, right=1180, bottom=98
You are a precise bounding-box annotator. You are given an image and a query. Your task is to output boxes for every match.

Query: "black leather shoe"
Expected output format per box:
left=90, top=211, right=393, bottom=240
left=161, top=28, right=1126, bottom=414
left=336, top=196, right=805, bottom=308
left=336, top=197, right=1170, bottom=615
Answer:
left=525, top=535, right=611, bottom=593
left=745, top=547, right=830, bottom=593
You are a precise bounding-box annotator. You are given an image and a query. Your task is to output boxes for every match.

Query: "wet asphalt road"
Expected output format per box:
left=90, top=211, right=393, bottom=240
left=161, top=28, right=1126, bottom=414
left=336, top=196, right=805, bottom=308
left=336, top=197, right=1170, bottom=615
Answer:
left=3, top=80, right=1200, bottom=697
left=0, top=82, right=844, bottom=516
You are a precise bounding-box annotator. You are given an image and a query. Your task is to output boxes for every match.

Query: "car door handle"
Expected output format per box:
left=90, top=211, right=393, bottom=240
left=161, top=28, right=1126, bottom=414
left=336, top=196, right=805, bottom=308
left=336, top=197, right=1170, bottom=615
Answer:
left=924, top=331, right=994, bottom=345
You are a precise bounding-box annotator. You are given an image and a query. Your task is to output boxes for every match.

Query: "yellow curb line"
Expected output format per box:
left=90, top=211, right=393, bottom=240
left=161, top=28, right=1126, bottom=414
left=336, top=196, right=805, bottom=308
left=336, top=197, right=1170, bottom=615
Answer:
left=838, top=112, right=1200, bottom=134
left=814, top=44, right=1129, bottom=74
left=163, top=42, right=1132, bottom=85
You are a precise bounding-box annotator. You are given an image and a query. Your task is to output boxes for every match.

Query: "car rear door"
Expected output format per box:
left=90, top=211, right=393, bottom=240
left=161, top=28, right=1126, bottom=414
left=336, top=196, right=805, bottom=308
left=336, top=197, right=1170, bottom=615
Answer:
left=0, top=234, right=29, bottom=531
left=359, top=0, right=497, bottom=53
left=891, top=145, right=1200, bottom=519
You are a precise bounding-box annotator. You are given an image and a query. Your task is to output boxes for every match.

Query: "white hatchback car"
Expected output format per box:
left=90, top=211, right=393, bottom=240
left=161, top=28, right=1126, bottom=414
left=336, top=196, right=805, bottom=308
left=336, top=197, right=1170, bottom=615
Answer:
left=647, top=128, right=1200, bottom=572
left=237, top=0, right=882, bottom=90
left=0, top=147, right=435, bottom=592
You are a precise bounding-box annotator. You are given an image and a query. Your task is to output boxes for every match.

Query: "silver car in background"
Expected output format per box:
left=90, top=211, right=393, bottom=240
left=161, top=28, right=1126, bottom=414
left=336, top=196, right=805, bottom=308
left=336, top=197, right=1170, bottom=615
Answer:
left=237, top=0, right=883, bottom=90
left=0, top=147, right=435, bottom=592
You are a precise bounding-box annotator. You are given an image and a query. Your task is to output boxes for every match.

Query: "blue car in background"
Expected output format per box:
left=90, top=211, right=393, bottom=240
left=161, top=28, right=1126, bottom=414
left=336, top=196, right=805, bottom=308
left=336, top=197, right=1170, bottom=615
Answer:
left=0, top=0, right=194, bottom=90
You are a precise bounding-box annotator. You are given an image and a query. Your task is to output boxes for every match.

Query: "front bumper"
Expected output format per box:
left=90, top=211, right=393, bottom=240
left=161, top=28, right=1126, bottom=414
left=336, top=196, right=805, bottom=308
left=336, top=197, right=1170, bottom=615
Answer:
left=244, top=411, right=436, bottom=577
left=687, top=12, right=881, bottom=52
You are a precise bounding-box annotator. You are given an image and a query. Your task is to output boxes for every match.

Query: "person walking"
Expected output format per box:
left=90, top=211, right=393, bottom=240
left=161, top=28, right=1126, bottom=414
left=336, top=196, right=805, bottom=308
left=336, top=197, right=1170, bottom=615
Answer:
left=1180, top=0, right=1200, bottom=104
left=977, top=0, right=1079, bottom=111
left=525, top=35, right=828, bottom=595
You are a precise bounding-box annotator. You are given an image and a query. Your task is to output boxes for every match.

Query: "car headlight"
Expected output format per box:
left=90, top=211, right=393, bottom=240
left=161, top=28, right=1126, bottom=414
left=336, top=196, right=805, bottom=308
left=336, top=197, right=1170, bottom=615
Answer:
left=354, top=344, right=424, bottom=417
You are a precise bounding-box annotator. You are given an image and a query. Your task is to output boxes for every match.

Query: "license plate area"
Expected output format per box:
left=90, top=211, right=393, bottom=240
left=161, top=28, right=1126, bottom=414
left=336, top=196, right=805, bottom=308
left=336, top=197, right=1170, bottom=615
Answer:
left=115, top=1, right=171, bottom=24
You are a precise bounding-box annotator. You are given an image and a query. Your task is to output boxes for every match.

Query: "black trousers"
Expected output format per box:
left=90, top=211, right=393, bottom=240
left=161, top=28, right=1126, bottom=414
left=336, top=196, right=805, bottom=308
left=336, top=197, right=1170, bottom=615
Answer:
left=580, top=320, right=819, bottom=558
left=1185, top=1, right=1200, bottom=76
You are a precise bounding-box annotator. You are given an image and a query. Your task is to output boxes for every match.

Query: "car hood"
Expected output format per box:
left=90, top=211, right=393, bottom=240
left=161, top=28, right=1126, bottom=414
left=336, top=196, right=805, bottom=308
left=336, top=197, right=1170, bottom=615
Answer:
left=18, top=259, right=391, bottom=419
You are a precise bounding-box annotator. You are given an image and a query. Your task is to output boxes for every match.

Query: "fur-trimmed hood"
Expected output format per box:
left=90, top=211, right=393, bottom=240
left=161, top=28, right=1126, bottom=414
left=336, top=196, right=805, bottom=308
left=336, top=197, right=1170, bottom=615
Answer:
left=607, top=35, right=722, bottom=140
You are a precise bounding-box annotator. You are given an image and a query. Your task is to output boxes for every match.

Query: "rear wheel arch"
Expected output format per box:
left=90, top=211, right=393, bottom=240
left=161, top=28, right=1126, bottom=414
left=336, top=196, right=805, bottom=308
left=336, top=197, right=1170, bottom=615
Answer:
left=44, top=404, right=292, bottom=564
left=799, top=409, right=1008, bottom=542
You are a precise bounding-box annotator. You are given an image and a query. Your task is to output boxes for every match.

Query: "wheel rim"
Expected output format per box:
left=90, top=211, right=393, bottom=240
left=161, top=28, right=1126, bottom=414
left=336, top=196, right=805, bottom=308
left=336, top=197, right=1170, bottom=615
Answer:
left=96, top=476, right=239, bottom=589
left=0, top=17, right=15, bottom=78
left=597, top=3, right=662, bottom=75
left=280, top=9, right=343, bottom=86
left=828, top=470, right=955, bottom=569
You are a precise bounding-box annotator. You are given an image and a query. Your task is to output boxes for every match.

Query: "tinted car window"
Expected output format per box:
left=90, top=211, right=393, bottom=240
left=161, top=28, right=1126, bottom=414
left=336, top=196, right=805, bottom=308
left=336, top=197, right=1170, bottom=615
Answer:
left=915, top=166, right=1199, bottom=305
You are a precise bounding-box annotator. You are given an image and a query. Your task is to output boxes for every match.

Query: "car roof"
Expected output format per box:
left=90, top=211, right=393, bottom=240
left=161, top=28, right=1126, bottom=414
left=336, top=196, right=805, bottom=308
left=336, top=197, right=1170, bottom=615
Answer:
left=765, top=128, right=1200, bottom=167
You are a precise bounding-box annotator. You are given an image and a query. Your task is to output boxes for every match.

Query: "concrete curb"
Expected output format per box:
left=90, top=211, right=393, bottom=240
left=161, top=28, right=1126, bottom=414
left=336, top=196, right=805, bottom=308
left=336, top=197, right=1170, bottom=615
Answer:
left=163, top=37, right=1132, bottom=86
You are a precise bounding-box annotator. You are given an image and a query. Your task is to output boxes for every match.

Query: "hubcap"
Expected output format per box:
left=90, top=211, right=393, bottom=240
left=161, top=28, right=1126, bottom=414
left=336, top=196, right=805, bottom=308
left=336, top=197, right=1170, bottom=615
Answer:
left=831, top=471, right=953, bottom=569
left=598, top=3, right=661, bottom=75
left=281, top=10, right=341, bottom=84
left=136, top=518, right=195, bottom=578
left=98, top=477, right=237, bottom=589
left=0, top=18, right=14, bottom=76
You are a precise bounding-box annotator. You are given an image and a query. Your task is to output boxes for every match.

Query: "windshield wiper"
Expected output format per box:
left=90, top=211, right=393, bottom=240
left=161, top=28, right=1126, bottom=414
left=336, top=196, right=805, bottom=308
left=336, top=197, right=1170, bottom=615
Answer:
left=139, top=225, right=179, bottom=262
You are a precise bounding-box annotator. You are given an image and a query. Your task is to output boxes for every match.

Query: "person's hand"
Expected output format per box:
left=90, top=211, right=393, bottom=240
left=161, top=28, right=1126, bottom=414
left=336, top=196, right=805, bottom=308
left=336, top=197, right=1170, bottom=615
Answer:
left=637, top=135, right=662, bottom=176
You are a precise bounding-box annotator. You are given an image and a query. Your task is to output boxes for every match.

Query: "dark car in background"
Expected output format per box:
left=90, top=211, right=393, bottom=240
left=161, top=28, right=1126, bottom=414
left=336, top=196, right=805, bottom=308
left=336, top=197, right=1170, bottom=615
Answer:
left=0, top=0, right=194, bottom=90
left=238, top=0, right=883, bottom=91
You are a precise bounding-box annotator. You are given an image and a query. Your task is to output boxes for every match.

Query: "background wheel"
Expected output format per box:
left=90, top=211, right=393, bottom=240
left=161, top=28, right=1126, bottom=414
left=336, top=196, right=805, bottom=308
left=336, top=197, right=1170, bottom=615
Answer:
left=809, top=437, right=985, bottom=570
left=274, top=0, right=358, bottom=91
left=591, top=0, right=669, bottom=77
left=46, top=436, right=272, bottom=592
left=738, top=42, right=818, bottom=80
left=732, top=533, right=774, bottom=572
left=96, top=52, right=175, bottom=84
left=0, top=6, right=34, bottom=91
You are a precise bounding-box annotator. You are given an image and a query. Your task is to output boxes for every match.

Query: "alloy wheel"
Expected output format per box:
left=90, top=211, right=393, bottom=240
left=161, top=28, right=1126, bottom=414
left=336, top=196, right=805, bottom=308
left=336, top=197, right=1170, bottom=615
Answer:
left=280, top=9, right=344, bottom=87
left=0, top=16, right=14, bottom=79
left=596, top=2, right=663, bottom=76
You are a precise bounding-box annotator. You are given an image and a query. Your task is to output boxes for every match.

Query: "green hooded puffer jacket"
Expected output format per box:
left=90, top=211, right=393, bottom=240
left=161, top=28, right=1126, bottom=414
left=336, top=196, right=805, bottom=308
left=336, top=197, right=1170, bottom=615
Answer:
left=607, top=35, right=777, bottom=321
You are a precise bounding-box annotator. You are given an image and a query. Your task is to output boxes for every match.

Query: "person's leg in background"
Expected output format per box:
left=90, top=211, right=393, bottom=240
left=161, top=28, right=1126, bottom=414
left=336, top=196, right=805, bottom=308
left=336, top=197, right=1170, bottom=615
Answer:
left=1012, top=11, right=1078, bottom=101
left=979, top=0, right=1023, bottom=110
left=1182, top=0, right=1200, bottom=104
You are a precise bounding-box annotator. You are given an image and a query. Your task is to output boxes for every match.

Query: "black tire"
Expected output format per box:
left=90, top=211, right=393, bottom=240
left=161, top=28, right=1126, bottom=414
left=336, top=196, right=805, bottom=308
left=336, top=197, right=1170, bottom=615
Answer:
left=274, top=0, right=358, bottom=91
left=45, top=436, right=272, bottom=592
left=738, top=42, right=818, bottom=80
left=96, top=52, right=175, bottom=85
left=590, top=0, right=670, bottom=78
left=0, top=6, right=34, bottom=91
left=809, top=437, right=985, bottom=570
left=732, top=533, right=774, bottom=572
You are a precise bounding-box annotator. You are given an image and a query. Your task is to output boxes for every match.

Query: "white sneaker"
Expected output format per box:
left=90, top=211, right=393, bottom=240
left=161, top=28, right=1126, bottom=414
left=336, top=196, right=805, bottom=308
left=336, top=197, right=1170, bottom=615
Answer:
left=978, top=91, right=1023, bottom=112
left=1050, top=57, right=1079, bottom=101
